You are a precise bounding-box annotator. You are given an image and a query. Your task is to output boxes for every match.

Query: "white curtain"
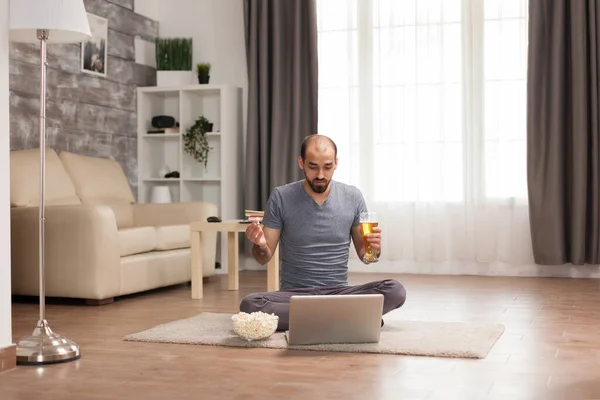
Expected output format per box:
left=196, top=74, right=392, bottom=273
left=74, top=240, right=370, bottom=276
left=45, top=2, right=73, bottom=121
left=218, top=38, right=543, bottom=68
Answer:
left=317, top=0, right=534, bottom=272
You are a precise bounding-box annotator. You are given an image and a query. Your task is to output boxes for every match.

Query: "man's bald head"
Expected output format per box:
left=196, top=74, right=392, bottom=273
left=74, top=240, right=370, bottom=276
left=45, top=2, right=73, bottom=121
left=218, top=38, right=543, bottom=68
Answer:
left=300, top=135, right=338, bottom=161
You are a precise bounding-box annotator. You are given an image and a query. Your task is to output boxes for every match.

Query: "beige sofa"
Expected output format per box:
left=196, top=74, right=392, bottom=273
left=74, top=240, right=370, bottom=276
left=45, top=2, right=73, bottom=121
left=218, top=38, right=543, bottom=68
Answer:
left=10, top=147, right=218, bottom=304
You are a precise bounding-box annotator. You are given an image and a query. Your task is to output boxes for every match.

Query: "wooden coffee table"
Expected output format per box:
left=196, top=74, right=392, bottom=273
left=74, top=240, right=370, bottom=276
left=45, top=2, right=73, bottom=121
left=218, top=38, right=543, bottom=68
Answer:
left=189, top=220, right=280, bottom=299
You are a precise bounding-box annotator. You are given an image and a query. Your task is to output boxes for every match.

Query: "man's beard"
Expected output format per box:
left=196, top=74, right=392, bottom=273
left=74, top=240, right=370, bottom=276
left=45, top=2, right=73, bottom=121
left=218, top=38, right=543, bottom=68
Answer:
left=304, top=172, right=330, bottom=194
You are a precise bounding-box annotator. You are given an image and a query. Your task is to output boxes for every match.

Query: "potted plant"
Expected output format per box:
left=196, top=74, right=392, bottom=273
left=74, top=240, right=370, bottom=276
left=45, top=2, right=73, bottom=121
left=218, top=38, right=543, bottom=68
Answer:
left=155, top=37, right=193, bottom=86
left=196, top=62, right=211, bottom=84
left=183, top=116, right=213, bottom=168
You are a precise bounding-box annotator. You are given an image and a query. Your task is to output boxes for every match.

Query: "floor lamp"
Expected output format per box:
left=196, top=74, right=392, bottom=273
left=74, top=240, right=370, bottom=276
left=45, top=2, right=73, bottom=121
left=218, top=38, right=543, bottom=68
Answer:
left=8, top=0, right=91, bottom=365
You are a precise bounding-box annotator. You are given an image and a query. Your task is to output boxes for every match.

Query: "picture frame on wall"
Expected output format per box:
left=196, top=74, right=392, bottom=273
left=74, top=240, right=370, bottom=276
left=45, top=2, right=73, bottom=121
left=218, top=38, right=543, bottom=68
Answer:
left=81, top=13, right=108, bottom=77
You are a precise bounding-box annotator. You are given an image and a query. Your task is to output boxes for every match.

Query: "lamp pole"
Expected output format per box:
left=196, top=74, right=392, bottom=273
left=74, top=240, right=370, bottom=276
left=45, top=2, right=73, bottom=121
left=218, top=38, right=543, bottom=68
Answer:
left=15, top=29, right=81, bottom=366
left=9, top=0, right=91, bottom=366
left=38, top=28, right=47, bottom=324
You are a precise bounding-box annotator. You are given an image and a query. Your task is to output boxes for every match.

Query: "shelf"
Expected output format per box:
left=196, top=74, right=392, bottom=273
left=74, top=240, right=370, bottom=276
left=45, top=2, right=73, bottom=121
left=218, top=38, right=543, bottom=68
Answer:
left=137, top=84, right=239, bottom=207
left=138, top=91, right=179, bottom=127
left=142, top=134, right=181, bottom=138
left=181, top=90, right=221, bottom=131
left=142, top=133, right=219, bottom=139
left=182, top=135, right=221, bottom=180
left=143, top=178, right=180, bottom=182
left=138, top=83, right=236, bottom=93
left=139, top=138, right=180, bottom=180
left=183, top=178, right=221, bottom=182
left=137, top=83, right=242, bottom=274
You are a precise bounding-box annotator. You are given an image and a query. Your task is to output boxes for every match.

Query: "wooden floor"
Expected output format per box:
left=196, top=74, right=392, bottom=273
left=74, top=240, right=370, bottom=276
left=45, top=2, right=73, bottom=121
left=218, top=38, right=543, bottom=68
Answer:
left=1, top=271, right=600, bottom=400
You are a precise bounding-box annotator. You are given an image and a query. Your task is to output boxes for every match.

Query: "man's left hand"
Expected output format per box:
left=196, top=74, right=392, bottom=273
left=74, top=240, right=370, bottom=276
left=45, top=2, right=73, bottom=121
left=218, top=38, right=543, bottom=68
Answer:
left=367, top=227, right=382, bottom=255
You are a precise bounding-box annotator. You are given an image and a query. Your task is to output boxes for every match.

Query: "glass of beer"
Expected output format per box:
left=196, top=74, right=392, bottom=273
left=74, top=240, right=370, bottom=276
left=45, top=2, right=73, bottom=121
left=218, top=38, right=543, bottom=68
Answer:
left=360, top=211, right=379, bottom=264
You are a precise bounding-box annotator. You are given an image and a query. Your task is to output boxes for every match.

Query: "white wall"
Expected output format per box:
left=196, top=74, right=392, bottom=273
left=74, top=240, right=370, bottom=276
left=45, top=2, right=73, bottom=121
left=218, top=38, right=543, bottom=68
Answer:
left=134, top=0, right=159, bottom=21
left=0, top=0, right=13, bottom=349
left=154, top=0, right=247, bottom=90
left=135, top=0, right=248, bottom=138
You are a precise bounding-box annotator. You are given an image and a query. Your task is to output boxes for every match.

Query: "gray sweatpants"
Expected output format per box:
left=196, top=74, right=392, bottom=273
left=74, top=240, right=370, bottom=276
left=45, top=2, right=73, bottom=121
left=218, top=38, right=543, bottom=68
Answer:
left=239, top=279, right=407, bottom=331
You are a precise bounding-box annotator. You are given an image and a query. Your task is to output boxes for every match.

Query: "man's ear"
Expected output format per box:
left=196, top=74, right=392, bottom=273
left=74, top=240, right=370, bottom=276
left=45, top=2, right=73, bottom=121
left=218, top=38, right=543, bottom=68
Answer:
left=297, top=156, right=304, bottom=170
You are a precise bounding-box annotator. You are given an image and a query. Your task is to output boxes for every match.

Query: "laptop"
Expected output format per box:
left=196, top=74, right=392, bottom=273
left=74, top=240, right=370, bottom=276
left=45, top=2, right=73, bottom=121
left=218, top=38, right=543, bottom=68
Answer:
left=286, top=294, right=384, bottom=345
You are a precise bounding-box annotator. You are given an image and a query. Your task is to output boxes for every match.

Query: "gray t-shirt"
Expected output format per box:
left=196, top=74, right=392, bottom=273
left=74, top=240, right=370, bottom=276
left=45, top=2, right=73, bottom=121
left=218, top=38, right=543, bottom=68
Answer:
left=262, top=180, right=368, bottom=290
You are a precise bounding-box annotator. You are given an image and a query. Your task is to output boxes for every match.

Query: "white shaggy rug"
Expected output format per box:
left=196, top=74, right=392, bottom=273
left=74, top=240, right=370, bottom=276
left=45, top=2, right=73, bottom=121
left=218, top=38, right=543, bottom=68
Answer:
left=123, top=312, right=505, bottom=359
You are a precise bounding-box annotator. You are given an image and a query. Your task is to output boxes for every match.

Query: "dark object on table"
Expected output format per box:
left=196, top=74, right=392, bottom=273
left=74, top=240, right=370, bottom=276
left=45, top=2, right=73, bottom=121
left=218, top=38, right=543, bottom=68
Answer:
left=207, top=216, right=222, bottom=223
left=164, top=171, right=180, bottom=178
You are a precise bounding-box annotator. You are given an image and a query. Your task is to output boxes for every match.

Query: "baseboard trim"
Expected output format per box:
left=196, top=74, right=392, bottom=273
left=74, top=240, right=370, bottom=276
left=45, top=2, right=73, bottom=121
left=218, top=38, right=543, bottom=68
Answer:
left=0, top=344, right=16, bottom=373
left=240, top=255, right=600, bottom=279
left=346, top=260, right=600, bottom=279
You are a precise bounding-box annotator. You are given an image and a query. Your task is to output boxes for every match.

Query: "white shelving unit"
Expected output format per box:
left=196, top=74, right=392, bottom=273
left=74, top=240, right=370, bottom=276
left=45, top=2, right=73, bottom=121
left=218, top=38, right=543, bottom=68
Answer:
left=137, top=84, right=243, bottom=272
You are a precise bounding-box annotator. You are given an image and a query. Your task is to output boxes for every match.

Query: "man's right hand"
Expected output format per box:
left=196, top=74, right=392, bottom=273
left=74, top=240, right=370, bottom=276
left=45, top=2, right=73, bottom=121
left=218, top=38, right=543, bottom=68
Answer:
left=246, top=220, right=281, bottom=265
left=246, top=220, right=267, bottom=249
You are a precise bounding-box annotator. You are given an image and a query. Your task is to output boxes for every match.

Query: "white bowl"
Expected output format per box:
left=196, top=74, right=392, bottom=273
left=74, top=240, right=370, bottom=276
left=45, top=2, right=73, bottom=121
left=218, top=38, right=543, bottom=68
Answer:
left=232, top=311, right=279, bottom=341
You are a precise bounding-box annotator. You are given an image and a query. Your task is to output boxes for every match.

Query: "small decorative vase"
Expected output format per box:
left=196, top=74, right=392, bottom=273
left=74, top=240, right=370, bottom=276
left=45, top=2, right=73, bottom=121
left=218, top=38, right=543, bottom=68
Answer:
left=198, top=74, right=210, bottom=84
left=203, top=122, right=214, bottom=132
left=150, top=186, right=172, bottom=203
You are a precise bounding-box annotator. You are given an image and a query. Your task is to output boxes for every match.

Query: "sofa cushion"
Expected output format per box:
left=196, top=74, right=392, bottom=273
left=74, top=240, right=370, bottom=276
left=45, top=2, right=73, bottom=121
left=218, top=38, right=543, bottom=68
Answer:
left=118, top=227, right=156, bottom=257
left=10, top=148, right=81, bottom=207
left=58, top=151, right=135, bottom=204
left=155, top=224, right=190, bottom=250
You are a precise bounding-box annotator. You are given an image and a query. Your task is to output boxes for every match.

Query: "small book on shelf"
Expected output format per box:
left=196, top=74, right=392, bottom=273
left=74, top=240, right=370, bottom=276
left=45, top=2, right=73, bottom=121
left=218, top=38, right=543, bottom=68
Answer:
left=147, top=128, right=180, bottom=134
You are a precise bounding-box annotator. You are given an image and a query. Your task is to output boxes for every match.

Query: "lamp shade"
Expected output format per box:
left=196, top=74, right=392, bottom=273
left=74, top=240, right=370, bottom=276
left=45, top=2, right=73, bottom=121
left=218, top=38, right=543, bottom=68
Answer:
left=9, top=0, right=92, bottom=43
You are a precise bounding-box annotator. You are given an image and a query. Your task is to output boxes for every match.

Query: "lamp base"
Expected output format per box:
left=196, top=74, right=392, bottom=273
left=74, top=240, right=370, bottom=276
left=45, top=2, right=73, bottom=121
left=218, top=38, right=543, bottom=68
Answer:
left=16, top=319, right=80, bottom=365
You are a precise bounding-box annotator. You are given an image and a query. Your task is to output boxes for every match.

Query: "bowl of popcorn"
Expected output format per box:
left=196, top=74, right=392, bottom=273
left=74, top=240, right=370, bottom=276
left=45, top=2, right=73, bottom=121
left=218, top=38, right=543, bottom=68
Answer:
left=231, top=311, right=279, bottom=341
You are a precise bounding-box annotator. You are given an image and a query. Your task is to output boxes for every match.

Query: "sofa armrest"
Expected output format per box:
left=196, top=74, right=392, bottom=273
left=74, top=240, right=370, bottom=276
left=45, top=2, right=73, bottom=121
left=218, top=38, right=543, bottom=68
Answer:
left=11, top=204, right=122, bottom=300
left=132, top=201, right=218, bottom=227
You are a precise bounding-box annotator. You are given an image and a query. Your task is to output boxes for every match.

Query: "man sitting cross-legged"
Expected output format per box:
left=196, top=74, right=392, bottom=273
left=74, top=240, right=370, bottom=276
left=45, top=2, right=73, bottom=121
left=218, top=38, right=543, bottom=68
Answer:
left=240, top=134, right=407, bottom=331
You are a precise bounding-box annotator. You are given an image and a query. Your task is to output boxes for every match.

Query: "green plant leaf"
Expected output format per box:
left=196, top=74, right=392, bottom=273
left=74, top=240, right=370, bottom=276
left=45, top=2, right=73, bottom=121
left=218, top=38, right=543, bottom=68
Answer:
left=183, top=116, right=213, bottom=168
left=156, top=37, right=193, bottom=70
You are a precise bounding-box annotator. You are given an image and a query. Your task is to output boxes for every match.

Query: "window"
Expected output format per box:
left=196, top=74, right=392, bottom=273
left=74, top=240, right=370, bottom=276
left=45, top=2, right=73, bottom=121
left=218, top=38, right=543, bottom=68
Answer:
left=317, top=0, right=529, bottom=203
